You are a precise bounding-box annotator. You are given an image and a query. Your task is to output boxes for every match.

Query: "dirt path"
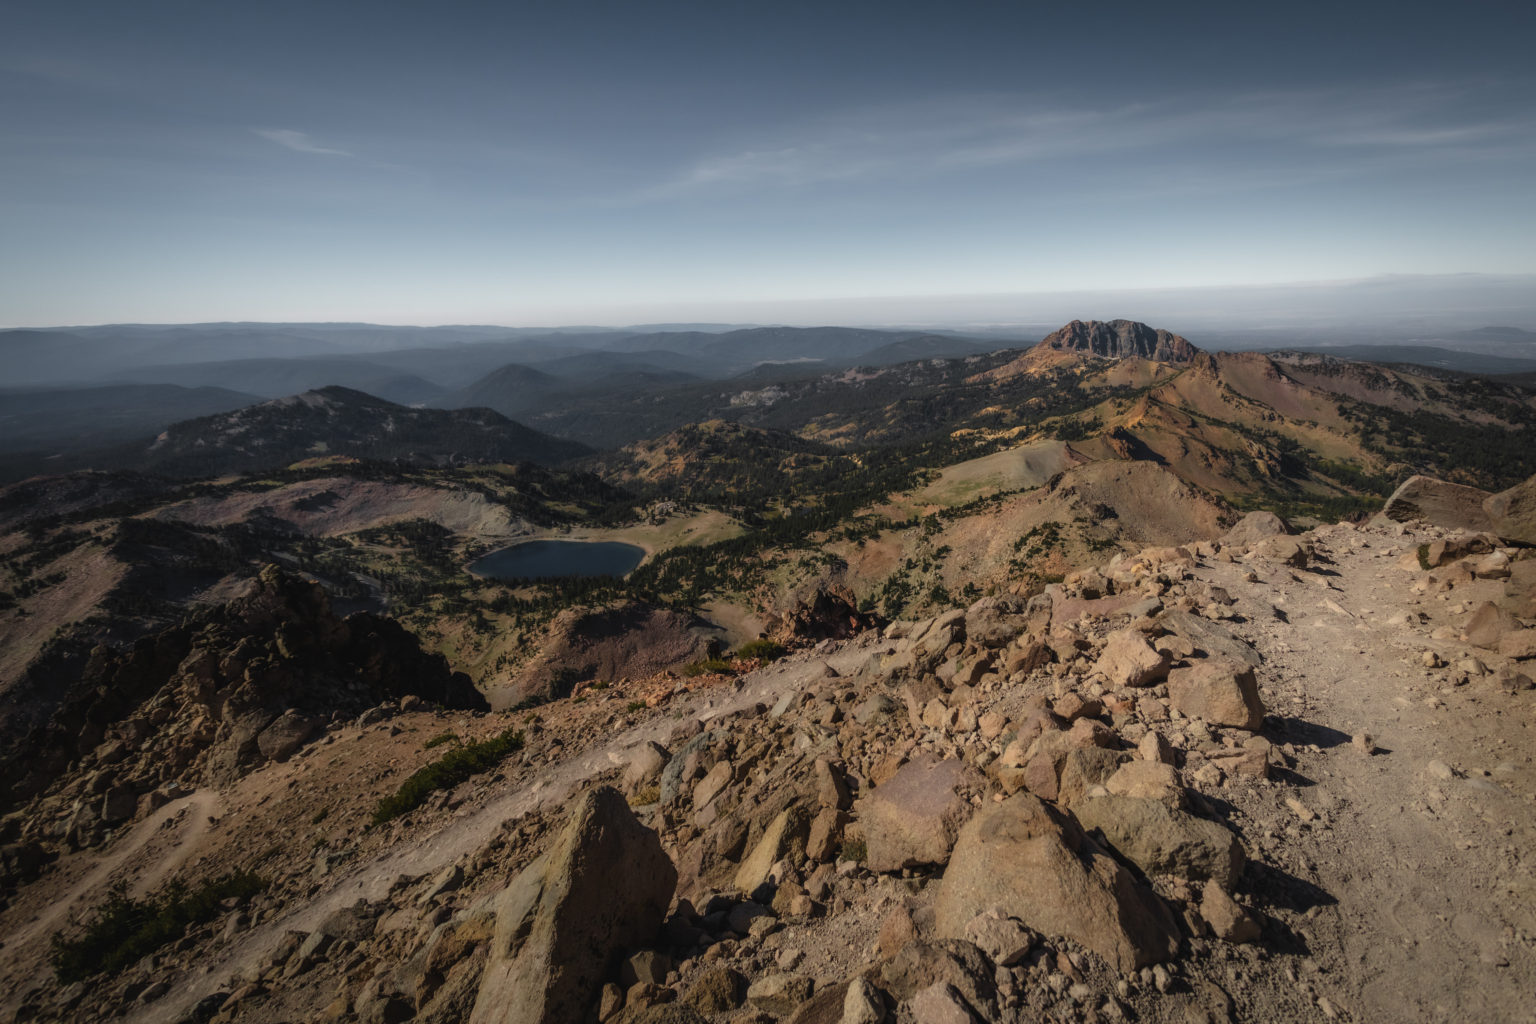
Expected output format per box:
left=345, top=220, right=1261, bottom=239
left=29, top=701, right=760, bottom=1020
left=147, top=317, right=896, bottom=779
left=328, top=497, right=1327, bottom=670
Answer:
left=1197, top=523, right=1536, bottom=1023
left=0, top=789, right=223, bottom=993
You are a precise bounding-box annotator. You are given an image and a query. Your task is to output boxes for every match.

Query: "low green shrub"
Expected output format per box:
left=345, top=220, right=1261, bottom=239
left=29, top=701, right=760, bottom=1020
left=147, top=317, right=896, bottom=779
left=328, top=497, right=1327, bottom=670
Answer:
left=50, top=871, right=267, bottom=984
left=735, top=638, right=787, bottom=662
left=422, top=731, right=459, bottom=750
left=371, top=727, right=524, bottom=825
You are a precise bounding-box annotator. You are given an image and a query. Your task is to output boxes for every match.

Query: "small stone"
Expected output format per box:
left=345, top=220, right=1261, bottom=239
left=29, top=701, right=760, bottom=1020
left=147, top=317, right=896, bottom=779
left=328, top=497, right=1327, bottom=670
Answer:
left=1351, top=733, right=1375, bottom=755
left=1426, top=760, right=1455, bottom=781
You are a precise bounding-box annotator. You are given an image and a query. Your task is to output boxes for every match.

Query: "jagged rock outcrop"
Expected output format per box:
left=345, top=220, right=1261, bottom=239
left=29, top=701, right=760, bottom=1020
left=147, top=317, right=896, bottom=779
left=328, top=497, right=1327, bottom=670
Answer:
left=1034, top=320, right=1200, bottom=363
left=0, top=565, right=485, bottom=847
left=470, top=786, right=676, bottom=1024
left=766, top=583, right=882, bottom=642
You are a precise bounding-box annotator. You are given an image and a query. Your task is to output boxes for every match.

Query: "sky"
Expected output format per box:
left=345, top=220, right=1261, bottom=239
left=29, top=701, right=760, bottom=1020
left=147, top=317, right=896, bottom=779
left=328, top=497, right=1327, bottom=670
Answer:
left=3, top=0, right=1534, bottom=327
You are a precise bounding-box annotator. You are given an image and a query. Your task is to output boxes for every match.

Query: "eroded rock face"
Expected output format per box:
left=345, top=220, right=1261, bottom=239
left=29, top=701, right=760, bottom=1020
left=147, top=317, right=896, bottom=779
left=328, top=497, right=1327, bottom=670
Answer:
left=471, top=786, right=677, bottom=1024
left=933, top=793, right=1180, bottom=972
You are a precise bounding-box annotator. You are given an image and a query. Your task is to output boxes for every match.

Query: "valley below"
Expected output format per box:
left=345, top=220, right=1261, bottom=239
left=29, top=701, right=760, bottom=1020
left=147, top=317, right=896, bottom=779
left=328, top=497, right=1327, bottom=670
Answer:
left=1, top=319, right=1534, bottom=1023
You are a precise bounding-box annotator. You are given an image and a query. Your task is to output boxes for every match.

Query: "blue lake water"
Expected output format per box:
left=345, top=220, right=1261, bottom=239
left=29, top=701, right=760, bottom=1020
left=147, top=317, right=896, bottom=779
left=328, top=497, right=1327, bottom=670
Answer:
left=469, top=539, right=646, bottom=581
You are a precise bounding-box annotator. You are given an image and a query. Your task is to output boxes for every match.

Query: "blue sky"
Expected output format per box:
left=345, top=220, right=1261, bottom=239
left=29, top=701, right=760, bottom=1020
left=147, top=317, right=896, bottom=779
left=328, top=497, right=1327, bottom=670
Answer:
left=3, top=0, right=1533, bottom=326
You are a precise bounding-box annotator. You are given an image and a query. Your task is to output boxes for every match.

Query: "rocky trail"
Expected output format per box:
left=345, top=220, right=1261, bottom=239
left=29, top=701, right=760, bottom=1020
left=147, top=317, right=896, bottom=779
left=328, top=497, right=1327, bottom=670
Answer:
left=2, top=512, right=1534, bottom=1024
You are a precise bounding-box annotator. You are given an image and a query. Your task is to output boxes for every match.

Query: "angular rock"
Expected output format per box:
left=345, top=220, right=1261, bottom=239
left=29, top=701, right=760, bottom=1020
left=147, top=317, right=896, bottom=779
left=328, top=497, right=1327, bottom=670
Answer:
left=1166, top=657, right=1264, bottom=731
left=1462, top=601, right=1523, bottom=650
left=735, top=806, right=810, bottom=893
left=908, top=983, right=979, bottom=1024
left=857, top=756, right=983, bottom=873
left=1200, top=879, right=1261, bottom=944
left=1159, top=610, right=1262, bottom=667
left=1382, top=475, right=1495, bottom=532
left=960, top=909, right=1035, bottom=967
left=692, top=761, right=732, bottom=811
left=841, top=978, right=887, bottom=1024
left=1252, top=535, right=1310, bottom=568
left=623, top=741, right=671, bottom=794
left=684, top=967, right=745, bottom=1014
left=878, top=940, right=996, bottom=1014
left=1484, top=474, right=1536, bottom=545
left=1074, top=794, right=1245, bottom=888
left=1221, top=511, right=1290, bottom=548
left=256, top=710, right=318, bottom=762
left=1106, top=759, right=1185, bottom=809
left=1091, top=629, right=1171, bottom=688
left=933, top=793, right=1180, bottom=971
left=1498, top=629, right=1536, bottom=661
left=470, top=786, right=676, bottom=1024
left=747, top=974, right=813, bottom=1015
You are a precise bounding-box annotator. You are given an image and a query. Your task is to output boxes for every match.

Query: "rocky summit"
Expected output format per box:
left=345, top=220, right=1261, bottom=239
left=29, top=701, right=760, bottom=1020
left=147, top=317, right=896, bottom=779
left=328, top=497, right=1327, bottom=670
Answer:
left=2, top=491, right=1533, bottom=1024
left=1034, top=320, right=1200, bottom=363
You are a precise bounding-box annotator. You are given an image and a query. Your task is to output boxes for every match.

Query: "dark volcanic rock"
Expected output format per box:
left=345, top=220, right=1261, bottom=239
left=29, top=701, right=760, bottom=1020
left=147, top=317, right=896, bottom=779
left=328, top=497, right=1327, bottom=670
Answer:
left=1035, top=319, right=1200, bottom=363
left=0, top=565, right=486, bottom=833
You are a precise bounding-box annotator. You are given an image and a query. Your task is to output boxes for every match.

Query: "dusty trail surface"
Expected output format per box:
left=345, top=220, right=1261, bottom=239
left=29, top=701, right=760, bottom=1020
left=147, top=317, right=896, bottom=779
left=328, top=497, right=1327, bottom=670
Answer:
left=1190, top=523, right=1535, bottom=1022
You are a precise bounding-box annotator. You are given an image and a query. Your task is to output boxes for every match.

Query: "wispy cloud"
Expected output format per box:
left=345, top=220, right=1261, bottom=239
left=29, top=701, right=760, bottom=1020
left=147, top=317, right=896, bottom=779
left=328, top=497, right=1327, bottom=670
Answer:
left=253, top=128, right=351, bottom=157
left=649, top=83, right=1535, bottom=198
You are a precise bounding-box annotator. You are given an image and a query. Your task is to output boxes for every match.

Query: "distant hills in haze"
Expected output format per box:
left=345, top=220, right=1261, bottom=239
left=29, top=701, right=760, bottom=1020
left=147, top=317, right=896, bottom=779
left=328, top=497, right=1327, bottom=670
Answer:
left=2, top=317, right=1535, bottom=481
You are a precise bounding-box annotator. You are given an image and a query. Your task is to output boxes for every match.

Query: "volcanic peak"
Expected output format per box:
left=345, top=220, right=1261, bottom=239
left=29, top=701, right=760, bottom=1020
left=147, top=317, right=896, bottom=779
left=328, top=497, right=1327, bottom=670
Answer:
left=1035, top=319, right=1200, bottom=363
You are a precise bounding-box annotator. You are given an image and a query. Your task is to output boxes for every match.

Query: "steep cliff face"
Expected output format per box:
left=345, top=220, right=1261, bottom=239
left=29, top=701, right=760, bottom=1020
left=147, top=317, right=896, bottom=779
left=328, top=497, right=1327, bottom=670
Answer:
left=1034, top=319, right=1201, bottom=363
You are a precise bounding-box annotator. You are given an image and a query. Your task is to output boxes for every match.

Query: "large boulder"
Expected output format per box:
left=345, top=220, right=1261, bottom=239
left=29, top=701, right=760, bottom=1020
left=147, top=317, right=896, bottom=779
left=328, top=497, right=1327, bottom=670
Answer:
left=470, top=786, right=677, bottom=1024
left=858, top=756, right=983, bottom=873
left=1166, top=657, right=1265, bottom=731
left=1221, top=511, right=1290, bottom=548
left=1382, top=475, right=1494, bottom=532
left=1073, top=795, right=1245, bottom=888
left=1485, top=475, right=1536, bottom=545
left=933, top=793, right=1180, bottom=972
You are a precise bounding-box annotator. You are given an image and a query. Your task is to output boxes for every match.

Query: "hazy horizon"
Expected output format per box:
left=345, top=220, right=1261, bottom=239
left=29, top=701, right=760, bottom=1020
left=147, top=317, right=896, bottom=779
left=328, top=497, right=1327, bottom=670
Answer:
left=6, top=272, right=1536, bottom=336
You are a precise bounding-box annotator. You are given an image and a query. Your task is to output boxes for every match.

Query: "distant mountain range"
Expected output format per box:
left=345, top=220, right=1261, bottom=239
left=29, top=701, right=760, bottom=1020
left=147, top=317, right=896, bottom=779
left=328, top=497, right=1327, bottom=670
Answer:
left=133, top=386, right=589, bottom=477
